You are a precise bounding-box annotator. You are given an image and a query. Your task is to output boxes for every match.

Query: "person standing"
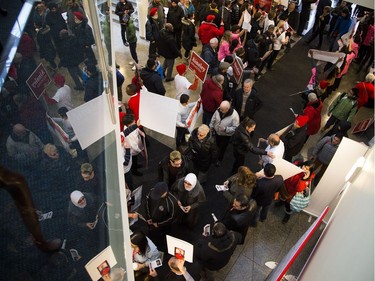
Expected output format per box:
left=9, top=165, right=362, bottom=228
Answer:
left=302, top=93, right=322, bottom=142
left=297, top=0, right=318, bottom=36
left=158, top=150, right=190, bottom=189
left=140, top=59, right=166, bottom=96
left=305, top=6, right=331, bottom=49
left=231, top=118, right=272, bottom=174
left=145, top=8, right=161, bottom=57
left=322, top=88, right=358, bottom=132
left=176, top=94, right=195, bottom=148
left=280, top=115, right=308, bottom=162
left=251, top=163, right=284, bottom=226
left=157, top=23, right=182, bottom=82
left=172, top=173, right=206, bottom=227
left=44, top=74, right=74, bottom=110
left=187, top=124, right=218, bottom=184
left=200, top=74, right=225, bottom=125
left=115, top=0, right=134, bottom=46
left=174, top=63, right=199, bottom=99
left=167, top=0, right=185, bottom=50
left=181, top=13, right=197, bottom=60
left=84, top=64, right=103, bottom=102
left=125, top=17, right=139, bottom=69
left=311, top=133, right=343, bottom=185
left=232, top=79, right=262, bottom=121
left=258, top=133, right=285, bottom=167
left=201, top=37, right=220, bottom=75
left=209, top=101, right=240, bottom=166
left=198, top=15, right=225, bottom=46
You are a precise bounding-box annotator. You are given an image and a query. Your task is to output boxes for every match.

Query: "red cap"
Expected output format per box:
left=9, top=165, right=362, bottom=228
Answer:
left=150, top=7, right=158, bottom=17
left=295, top=115, right=309, bottom=127
left=176, top=64, right=187, bottom=75
left=73, top=11, right=84, bottom=21
left=319, top=80, right=329, bottom=89
left=53, top=74, right=65, bottom=87
left=206, top=15, right=215, bottom=22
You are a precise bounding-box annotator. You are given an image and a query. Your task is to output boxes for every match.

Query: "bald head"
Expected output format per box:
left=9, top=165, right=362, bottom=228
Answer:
left=219, top=100, right=231, bottom=114
left=13, top=124, right=27, bottom=137
left=268, top=134, right=280, bottom=146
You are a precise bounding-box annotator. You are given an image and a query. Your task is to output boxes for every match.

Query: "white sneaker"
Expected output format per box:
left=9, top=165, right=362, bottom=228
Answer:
left=129, top=61, right=134, bottom=66
left=132, top=65, right=136, bottom=71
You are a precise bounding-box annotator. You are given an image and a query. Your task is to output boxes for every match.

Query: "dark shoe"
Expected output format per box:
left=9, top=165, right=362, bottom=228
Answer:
left=282, top=214, right=291, bottom=224
left=74, top=86, right=84, bottom=91
left=215, top=161, right=221, bottom=167
left=250, top=222, right=257, bottom=227
left=274, top=200, right=283, bottom=207
left=123, top=42, right=129, bottom=47
left=260, top=219, right=266, bottom=222
left=165, top=78, right=174, bottom=82
left=132, top=170, right=143, bottom=176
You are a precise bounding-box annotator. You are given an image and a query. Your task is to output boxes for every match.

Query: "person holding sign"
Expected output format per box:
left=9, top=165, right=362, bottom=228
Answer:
left=174, top=64, right=199, bottom=99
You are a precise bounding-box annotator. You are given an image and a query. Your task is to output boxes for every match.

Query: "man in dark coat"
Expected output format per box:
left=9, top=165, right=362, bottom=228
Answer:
left=297, top=0, right=318, bottom=36
left=115, top=0, right=134, bottom=46
left=158, top=150, right=190, bottom=190
left=280, top=115, right=309, bottom=162
left=232, top=79, right=263, bottom=121
left=221, top=194, right=254, bottom=244
left=72, top=11, right=96, bottom=65
left=195, top=222, right=241, bottom=279
left=157, top=23, right=182, bottom=82
left=84, top=64, right=103, bottom=102
left=279, top=2, right=300, bottom=32
left=140, top=58, right=166, bottom=95
left=145, top=8, right=161, bottom=56
left=251, top=163, right=284, bottom=226
left=145, top=182, right=180, bottom=234
left=167, top=0, right=185, bottom=50
left=201, top=38, right=220, bottom=75
left=187, top=124, right=218, bottom=184
left=58, top=29, right=84, bottom=90
left=231, top=118, right=271, bottom=174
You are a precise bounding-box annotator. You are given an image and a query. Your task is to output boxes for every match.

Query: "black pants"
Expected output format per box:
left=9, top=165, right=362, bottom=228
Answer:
left=149, top=41, right=157, bottom=56
left=306, top=27, right=325, bottom=48
left=120, top=24, right=127, bottom=44
left=67, top=65, right=83, bottom=88
left=267, top=50, right=280, bottom=69
left=129, top=42, right=138, bottom=63
left=216, top=135, right=231, bottom=161
left=232, top=150, right=245, bottom=174
left=176, top=127, right=188, bottom=148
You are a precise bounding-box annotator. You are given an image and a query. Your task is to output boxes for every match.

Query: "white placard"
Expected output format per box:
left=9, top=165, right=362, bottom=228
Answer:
left=139, top=87, right=178, bottom=138
left=85, top=246, right=117, bottom=281
left=166, top=235, right=194, bottom=263
left=308, top=49, right=346, bottom=68
left=303, top=137, right=368, bottom=219
left=67, top=95, right=116, bottom=150
left=242, top=10, right=252, bottom=32
left=257, top=157, right=304, bottom=180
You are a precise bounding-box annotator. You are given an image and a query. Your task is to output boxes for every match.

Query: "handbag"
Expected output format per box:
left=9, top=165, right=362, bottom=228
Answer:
left=290, top=187, right=310, bottom=213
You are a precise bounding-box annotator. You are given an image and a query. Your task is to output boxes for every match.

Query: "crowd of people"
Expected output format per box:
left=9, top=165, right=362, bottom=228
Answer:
left=0, top=0, right=374, bottom=280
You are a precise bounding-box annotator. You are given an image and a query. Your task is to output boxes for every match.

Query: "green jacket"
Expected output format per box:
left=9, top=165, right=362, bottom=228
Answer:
left=125, top=19, right=137, bottom=44
left=329, top=93, right=357, bottom=122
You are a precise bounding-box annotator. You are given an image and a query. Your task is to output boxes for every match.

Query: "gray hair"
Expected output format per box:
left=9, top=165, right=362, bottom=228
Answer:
left=365, top=73, right=375, bottom=83
left=210, top=37, right=218, bottom=44
left=308, top=92, right=318, bottom=102
left=243, top=78, right=254, bottom=86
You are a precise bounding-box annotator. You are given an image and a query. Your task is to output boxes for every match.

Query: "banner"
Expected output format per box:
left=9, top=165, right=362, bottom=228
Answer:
left=188, top=51, right=209, bottom=82
left=308, top=49, right=346, bottom=68
left=232, top=57, right=244, bottom=84
left=186, top=98, right=203, bottom=133
left=26, top=63, right=51, bottom=99
left=46, top=113, right=71, bottom=152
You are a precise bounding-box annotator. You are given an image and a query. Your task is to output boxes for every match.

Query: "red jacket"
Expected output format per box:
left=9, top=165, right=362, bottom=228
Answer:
left=355, top=81, right=374, bottom=109
left=128, top=92, right=140, bottom=121
left=284, top=172, right=315, bottom=202
left=198, top=22, right=224, bottom=45
left=303, top=100, right=322, bottom=136
left=200, top=78, right=223, bottom=113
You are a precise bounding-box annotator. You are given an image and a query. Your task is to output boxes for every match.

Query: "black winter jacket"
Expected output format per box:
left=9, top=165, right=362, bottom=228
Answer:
left=232, top=124, right=267, bottom=156
left=232, top=88, right=263, bottom=119
left=140, top=67, right=166, bottom=96
left=157, top=29, right=181, bottom=59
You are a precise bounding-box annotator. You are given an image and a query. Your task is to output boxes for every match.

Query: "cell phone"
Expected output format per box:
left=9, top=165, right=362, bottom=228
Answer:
left=150, top=258, right=162, bottom=269
left=203, top=224, right=210, bottom=236
left=215, top=185, right=228, bottom=191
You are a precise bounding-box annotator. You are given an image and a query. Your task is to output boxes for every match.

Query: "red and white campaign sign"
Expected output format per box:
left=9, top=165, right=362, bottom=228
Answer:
left=232, top=57, right=244, bottom=84
left=26, top=63, right=51, bottom=99
left=351, top=117, right=374, bottom=134
left=188, top=51, right=209, bottom=82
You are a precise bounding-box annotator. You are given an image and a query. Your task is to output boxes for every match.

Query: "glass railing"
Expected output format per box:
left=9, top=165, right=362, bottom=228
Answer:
left=0, top=0, right=133, bottom=280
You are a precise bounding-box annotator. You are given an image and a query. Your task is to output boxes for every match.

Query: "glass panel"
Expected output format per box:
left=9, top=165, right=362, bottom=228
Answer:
left=0, top=0, right=132, bottom=280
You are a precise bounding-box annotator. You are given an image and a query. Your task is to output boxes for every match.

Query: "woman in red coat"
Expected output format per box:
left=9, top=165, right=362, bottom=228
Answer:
left=278, top=160, right=315, bottom=223
left=302, top=92, right=322, bottom=143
